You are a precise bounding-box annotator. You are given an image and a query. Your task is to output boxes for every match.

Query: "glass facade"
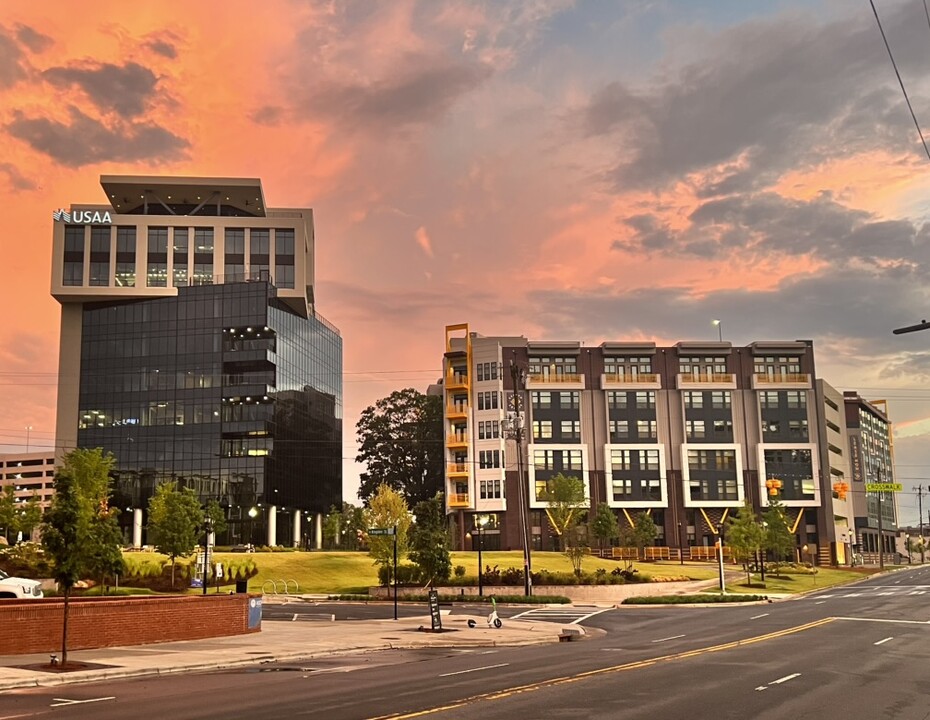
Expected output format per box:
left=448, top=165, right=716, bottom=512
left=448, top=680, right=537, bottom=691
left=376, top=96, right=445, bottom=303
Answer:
left=76, top=280, right=342, bottom=545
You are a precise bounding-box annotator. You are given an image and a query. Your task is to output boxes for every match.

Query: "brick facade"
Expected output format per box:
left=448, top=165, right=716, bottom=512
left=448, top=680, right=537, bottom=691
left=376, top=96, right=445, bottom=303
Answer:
left=0, top=594, right=260, bottom=655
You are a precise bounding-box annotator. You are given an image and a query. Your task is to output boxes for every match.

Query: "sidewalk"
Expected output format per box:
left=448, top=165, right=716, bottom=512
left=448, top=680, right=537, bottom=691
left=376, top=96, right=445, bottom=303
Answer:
left=0, top=612, right=574, bottom=692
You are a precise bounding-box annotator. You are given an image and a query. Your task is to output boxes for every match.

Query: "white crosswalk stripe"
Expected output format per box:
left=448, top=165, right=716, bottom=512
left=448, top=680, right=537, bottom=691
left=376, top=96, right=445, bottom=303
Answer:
left=511, top=606, right=610, bottom=625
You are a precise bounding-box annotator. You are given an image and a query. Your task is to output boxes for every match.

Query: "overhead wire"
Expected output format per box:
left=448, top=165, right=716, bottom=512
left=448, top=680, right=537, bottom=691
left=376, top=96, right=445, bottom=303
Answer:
left=870, top=0, right=930, bottom=160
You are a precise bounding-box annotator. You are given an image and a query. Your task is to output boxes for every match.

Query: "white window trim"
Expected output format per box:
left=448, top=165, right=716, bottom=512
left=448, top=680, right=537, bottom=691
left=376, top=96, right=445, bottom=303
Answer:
left=527, top=443, right=589, bottom=508
left=756, top=443, right=820, bottom=507
left=603, top=443, right=667, bottom=508
left=680, top=443, right=744, bottom=508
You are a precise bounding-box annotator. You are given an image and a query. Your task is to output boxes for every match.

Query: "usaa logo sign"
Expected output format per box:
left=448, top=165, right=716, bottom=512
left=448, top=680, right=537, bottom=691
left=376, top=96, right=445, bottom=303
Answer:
left=52, top=208, right=112, bottom=224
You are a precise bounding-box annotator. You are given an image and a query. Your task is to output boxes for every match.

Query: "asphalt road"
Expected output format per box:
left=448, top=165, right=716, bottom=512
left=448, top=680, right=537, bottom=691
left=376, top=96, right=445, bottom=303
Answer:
left=5, top=567, right=930, bottom=720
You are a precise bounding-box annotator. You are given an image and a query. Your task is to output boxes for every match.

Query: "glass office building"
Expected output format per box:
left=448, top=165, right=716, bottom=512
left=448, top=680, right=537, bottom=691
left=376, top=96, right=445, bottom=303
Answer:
left=52, top=176, right=342, bottom=546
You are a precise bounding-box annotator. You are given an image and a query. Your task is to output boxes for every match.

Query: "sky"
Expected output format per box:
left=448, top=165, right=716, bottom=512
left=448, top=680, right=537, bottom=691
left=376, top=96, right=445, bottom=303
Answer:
left=2, top=0, right=930, bottom=523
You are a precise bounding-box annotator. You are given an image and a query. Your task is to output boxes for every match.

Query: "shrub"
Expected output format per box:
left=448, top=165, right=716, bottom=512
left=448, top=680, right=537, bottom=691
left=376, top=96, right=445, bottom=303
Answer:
left=0, top=542, right=52, bottom=577
left=377, top=563, right=423, bottom=587
left=453, top=565, right=466, bottom=578
left=623, top=594, right=768, bottom=605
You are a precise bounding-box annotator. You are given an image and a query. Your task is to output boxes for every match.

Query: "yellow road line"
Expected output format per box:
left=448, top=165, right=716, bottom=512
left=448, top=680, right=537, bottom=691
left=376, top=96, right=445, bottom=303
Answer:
left=367, top=617, right=835, bottom=720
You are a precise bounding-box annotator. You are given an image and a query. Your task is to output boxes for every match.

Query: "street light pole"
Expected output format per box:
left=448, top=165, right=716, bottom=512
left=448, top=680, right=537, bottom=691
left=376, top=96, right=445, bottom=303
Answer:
left=678, top=522, right=684, bottom=566
left=916, top=485, right=925, bottom=564
left=476, top=521, right=484, bottom=597
left=507, top=360, right=532, bottom=597
left=716, top=522, right=726, bottom=594
left=712, top=319, right=722, bottom=342
left=202, top=516, right=214, bottom=596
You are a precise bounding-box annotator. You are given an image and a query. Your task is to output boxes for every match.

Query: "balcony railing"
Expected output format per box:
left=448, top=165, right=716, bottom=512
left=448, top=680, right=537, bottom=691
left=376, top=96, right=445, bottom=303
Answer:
left=446, top=402, right=468, bottom=416
left=679, top=373, right=734, bottom=383
left=449, top=493, right=470, bottom=507
left=447, top=462, right=469, bottom=475
left=753, top=373, right=810, bottom=383
left=602, top=372, right=661, bottom=389
left=604, top=373, right=658, bottom=383
left=445, top=371, right=469, bottom=388
left=528, top=372, right=582, bottom=383
left=447, top=432, right=469, bottom=445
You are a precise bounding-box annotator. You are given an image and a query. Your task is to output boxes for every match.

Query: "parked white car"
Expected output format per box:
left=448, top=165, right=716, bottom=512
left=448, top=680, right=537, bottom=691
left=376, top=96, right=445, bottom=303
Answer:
left=0, top=569, right=43, bottom=599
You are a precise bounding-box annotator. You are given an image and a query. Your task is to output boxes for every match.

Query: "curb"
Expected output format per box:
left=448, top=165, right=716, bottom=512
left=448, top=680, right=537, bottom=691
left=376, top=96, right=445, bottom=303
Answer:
left=0, top=634, right=560, bottom=692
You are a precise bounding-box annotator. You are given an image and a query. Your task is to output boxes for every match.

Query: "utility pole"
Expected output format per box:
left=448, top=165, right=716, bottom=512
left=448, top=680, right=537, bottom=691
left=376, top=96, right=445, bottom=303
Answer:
left=506, top=360, right=532, bottom=597
left=917, top=485, right=926, bottom=564
left=877, top=467, right=884, bottom=570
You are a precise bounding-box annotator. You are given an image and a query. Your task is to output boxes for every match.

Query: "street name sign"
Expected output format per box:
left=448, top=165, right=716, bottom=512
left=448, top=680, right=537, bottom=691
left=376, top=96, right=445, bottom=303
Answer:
left=368, top=527, right=396, bottom=536
left=865, top=483, right=903, bottom=492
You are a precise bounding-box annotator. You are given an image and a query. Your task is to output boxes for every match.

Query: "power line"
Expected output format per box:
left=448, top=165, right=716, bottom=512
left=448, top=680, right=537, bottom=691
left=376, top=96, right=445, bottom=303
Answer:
left=870, top=0, right=930, bottom=161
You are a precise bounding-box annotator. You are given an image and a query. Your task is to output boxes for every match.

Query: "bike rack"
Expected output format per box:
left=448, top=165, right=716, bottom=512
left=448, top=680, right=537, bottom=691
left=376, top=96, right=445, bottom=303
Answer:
left=261, top=579, right=300, bottom=596
left=262, top=579, right=279, bottom=595
left=285, top=579, right=299, bottom=595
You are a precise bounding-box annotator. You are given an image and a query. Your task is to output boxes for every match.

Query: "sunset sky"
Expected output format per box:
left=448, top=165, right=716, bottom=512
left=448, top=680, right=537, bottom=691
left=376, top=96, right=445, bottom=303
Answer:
left=3, top=1, right=930, bottom=522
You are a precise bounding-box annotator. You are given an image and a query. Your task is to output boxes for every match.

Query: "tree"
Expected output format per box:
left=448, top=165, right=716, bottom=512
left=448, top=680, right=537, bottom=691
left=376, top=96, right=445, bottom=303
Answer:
left=203, top=499, right=228, bottom=538
left=147, top=481, right=204, bottom=587
left=0, top=485, right=16, bottom=542
left=42, top=448, right=121, bottom=667
left=17, top=493, right=44, bottom=541
left=366, top=483, right=411, bottom=578
left=322, top=505, right=342, bottom=549
left=355, top=389, right=443, bottom=505
left=726, top=500, right=764, bottom=585
left=409, top=494, right=451, bottom=585
left=539, top=473, right=587, bottom=552
left=590, top=503, right=620, bottom=550
left=762, top=499, right=795, bottom=577
left=631, top=512, right=658, bottom=558
left=86, top=500, right=125, bottom=593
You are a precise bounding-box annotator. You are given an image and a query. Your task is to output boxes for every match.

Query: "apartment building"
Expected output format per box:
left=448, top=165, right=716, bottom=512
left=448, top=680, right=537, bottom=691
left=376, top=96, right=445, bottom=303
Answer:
left=51, top=176, right=342, bottom=547
left=0, top=452, right=56, bottom=508
left=442, top=324, right=830, bottom=562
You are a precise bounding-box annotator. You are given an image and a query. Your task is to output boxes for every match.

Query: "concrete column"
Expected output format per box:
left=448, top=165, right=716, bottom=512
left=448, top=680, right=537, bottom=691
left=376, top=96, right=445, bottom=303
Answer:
left=132, top=508, right=143, bottom=548
left=292, top=510, right=301, bottom=548
left=267, top=505, right=277, bottom=547
left=314, top=512, right=323, bottom=550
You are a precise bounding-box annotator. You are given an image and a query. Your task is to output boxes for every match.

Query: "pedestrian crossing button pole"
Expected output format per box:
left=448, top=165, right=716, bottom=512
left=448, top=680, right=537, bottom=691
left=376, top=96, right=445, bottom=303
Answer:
left=716, top=522, right=726, bottom=594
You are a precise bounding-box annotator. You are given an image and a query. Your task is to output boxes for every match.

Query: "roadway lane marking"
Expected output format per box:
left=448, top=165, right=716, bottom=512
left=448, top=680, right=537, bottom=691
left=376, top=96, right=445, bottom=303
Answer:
left=365, top=618, right=835, bottom=720
left=874, top=637, right=893, bottom=646
left=439, top=663, right=509, bottom=678
left=50, top=697, right=116, bottom=707
left=770, top=673, right=801, bottom=685
left=651, top=634, right=685, bottom=643
left=750, top=613, right=769, bottom=620
left=814, top=594, right=834, bottom=599
left=815, top=601, right=826, bottom=604
left=836, top=617, right=930, bottom=625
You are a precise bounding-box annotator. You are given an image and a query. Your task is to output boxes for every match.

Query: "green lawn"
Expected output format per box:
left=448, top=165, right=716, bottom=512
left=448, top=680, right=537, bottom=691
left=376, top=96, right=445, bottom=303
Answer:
left=120, top=550, right=869, bottom=596
left=721, top=566, right=877, bottom=594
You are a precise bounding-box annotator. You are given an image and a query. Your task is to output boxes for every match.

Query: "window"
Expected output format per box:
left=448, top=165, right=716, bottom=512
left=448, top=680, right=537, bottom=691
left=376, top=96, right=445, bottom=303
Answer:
left=477, top=420, right=500, bottom=439
left=479, top=450, right=501, bottom=469
left=713, top=419, right=733, bottom=436
left=115, top=227, right=136, bottom=287
left=686, top=419, right=705, bottom=440
left=753, top=355, right=802, bottom=378
left=274, top=229, right=295, bottom=288
left=679, top=355, right=727, bottom=376
left=607, top=391, right=627, bottom=410
left=478, top=391, right=499, bottom=410
left=561, top=420, right=581, bottom=440
left=635, top=391, right=655, bottom=410
left=531, top=391, right=551, bottom=409
left=609, top=419, right=629, bottom=439
left=560, top=391, right=580, bottom=410
left=192, top=227, right=213, bottom=285
left=710, top=391, right=731, bottom=409
left=480, top=479, right=502, bottom=499
left=89, top=226, right=110, bottom=286
left=147, top=227, right=168, bottom=287
left=173, top=228, right=189, bottom=286
left=760, top=391, right=779, bottom=409
left=63, top=226, right=84, bottom=286
left=611, top=449, right=633, bottom=471
left=225, top=228, right=245, bottom=281
left=604, top=356, right=652, bottom=376
left=787, top=391, right=806, bottom=409
left=528, top=355, right=577, bottom=378
left=250, top=229, right=269, bottom=280
left=533, top=420, right=552, bottom=440
left=476, top=362, right=499, bottom=381
left=684, top=391, right=703, bottom=409
left=636, top=419, right=656, bottom=439
left=789, top=419, right=809, bottom=440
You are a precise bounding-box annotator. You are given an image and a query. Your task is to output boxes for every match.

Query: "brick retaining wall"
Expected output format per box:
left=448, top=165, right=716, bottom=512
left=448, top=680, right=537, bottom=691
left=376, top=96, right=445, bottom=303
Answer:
left=0, top=594, right=260, bottom=655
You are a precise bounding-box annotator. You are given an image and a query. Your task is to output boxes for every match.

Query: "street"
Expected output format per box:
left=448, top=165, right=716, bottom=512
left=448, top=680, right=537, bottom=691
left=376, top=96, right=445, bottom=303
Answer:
left=4, top=567, right=930, bottom=719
